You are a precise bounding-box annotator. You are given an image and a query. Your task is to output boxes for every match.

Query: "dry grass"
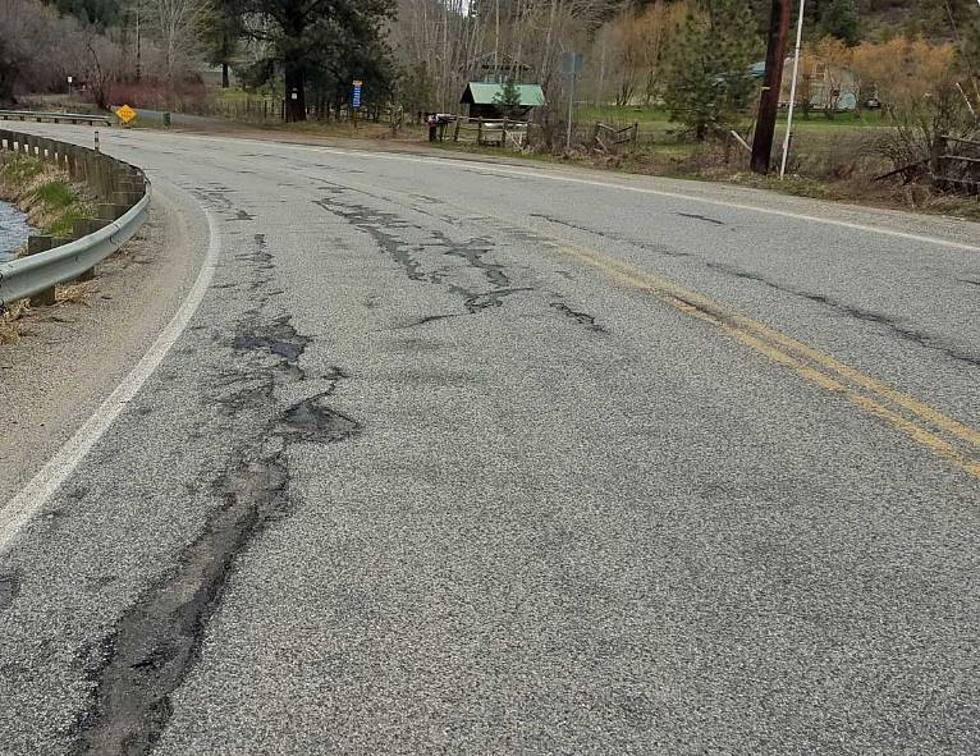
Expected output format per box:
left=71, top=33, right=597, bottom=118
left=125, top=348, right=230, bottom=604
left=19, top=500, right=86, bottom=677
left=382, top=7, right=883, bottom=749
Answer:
left=0, top=301, right=30, bottom=344
left=515, top=128, right=980, bottom=221
left=56, top=281, right=96, bottom=304
left=0, top=282, right=97, bottom=345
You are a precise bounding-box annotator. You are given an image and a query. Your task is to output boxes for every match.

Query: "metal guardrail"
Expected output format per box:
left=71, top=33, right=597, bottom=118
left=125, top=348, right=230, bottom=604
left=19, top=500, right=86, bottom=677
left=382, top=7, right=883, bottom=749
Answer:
left=0, top=194, right=149, bottom=306
left=0, top=110, right=112, bottom=126
left=0, top=129, right=150, bottom=309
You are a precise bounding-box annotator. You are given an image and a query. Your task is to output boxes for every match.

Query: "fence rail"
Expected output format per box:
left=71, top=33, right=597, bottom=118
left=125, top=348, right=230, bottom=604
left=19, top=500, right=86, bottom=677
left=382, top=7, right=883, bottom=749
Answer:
left=0, top=110, right=112, bottom=127
left=0, top=129, right=149, bottom=308
left=592, top=122, right=639, bottom=151
left=932, top=134, right=980, bottom=193
left=452, top=117, right=530, bottom=148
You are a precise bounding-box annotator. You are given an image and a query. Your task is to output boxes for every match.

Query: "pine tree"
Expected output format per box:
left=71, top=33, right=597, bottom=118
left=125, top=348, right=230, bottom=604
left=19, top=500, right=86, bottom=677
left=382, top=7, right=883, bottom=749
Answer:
left=493, top=78, right=523, bottom=120
left=200, top=0, right=244, bottom=88
left=818, top=0, right=860, bottom=44
left=662, top=0, right=760, bottom=140
left=239, top=0, right=395, bottom=122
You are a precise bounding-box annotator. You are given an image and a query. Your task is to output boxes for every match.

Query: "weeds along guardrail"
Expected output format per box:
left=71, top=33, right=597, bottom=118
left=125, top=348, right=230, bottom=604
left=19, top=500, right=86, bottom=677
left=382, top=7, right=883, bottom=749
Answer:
left=0, top=129, right=150, bottom=309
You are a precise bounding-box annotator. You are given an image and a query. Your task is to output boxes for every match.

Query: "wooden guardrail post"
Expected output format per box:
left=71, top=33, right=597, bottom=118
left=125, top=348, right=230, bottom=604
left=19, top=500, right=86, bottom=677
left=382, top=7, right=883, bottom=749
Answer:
left=72, top=218, right=109, bottom=281
left=0, top=127, right=151, bottom=307
left=98, top=203, right=128, bottom=221
left=26, top=236, right=58, bottom=305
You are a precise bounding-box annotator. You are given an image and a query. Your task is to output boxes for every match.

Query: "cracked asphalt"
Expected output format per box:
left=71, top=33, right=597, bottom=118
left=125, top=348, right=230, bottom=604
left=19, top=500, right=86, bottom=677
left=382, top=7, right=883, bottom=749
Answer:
left=1, top=124, right=978, bottom=754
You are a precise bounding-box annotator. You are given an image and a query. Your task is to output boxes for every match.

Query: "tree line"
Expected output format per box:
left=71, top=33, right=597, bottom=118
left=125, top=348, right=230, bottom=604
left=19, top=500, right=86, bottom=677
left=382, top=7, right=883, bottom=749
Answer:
left=1, top=0, right=977, bottom=142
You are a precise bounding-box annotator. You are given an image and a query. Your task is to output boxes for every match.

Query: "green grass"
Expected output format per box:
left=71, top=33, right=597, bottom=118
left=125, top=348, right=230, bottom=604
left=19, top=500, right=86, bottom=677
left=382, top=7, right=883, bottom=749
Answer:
left=0, top=155, right=45, bottom=184
left=30, top=180, right=76, bottom=210
left=45, top=205, right=91, bottom=238
left=213, top=87, right=279, bottom=103
left=576, top=104, right=891, bottom=137
left=1, top=157, right=93, bottom=240
left=28, top=180, right=92, bottom=237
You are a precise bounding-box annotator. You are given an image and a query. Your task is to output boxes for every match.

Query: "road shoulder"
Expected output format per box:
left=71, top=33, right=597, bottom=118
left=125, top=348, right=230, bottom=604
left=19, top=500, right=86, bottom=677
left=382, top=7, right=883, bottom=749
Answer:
left=0, top=180, right=207, bottom=501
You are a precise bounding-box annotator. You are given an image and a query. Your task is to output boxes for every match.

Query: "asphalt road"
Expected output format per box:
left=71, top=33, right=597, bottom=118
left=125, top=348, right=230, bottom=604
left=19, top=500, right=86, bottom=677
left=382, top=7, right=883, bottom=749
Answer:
left=1, top=124, right=978, bottom=754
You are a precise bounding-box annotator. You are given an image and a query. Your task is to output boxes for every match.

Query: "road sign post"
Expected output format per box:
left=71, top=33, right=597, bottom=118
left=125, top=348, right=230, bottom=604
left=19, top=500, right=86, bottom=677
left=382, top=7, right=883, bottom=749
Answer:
left=352, top=79, right=363, bottom=128
left=560, top=53, right=584, bottom=152
left=115, top=104, right=137, bottom=126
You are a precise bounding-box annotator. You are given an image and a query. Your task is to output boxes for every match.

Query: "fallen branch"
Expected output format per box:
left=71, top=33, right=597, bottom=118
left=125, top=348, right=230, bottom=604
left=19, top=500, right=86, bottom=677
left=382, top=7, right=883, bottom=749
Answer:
left=873, top=159, right=928, bottom=183
left=729, top=130, right=751, bottom=154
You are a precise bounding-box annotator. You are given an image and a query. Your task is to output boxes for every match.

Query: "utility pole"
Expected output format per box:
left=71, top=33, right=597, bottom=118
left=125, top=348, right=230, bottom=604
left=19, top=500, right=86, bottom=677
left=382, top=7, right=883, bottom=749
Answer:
left=750, top=0, right=791, bottom=174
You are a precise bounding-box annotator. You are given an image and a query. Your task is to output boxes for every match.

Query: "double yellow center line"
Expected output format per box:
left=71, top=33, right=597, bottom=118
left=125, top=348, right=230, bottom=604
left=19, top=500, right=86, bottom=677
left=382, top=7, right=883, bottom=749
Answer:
left=558, top=243, right=980, bottom=481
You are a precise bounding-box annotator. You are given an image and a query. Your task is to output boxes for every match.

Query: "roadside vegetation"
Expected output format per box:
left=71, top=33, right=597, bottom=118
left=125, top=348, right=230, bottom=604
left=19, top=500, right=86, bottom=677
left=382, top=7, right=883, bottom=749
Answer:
left=2, top=0, right=978, bottom=217
left=0, top=155, right=93, bottom=240
left=0, top=154, right=96, bottom=344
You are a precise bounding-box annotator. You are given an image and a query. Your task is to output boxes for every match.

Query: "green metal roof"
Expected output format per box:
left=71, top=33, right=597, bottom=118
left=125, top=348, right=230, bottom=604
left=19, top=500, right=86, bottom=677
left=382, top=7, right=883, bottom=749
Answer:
left=461, top=82, right=546, bottom=107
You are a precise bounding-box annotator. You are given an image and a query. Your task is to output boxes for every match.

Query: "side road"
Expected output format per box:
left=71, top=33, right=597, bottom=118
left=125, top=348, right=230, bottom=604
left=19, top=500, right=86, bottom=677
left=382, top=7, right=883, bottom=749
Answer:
left=0, top=181, right=206, bottom=501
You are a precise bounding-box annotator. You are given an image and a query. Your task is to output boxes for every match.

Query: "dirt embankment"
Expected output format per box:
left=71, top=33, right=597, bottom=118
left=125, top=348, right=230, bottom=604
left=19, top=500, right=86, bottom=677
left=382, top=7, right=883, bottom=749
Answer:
left=0, top=154, right=94, bottom=246
left=0, top=154, right=96, bottom=342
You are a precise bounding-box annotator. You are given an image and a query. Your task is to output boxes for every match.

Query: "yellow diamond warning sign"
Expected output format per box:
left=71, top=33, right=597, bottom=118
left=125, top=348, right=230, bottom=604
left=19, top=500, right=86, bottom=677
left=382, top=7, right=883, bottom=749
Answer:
left=115, top=104, right=137, bottom=124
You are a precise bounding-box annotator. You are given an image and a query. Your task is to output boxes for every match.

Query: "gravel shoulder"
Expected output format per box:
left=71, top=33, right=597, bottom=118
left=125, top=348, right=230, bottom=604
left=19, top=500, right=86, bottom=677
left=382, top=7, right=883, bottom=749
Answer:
left=0, top=180, right=207, bottom=502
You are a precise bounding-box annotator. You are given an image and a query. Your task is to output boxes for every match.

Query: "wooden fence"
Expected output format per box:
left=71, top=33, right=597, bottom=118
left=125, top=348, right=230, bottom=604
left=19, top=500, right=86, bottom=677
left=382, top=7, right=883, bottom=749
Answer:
left=933, top=135, right=980, bottom=194
left=452, top=117, right=530, bottom=149
left=591, top=122, right=639, bottom=152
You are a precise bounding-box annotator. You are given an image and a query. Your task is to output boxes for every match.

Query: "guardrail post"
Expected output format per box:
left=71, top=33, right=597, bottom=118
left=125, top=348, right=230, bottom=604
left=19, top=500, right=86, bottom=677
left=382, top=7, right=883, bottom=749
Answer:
left=68, top=146, right=85, bottom=181
left=26, top=237, right=58, bottom=305
left=0, top=127, right=150, bottom=307
left=98, top=203, right=128, bottom=221
left=72, top=218, right=108, bottom=281
left=27, top=235, right=52, bottom=254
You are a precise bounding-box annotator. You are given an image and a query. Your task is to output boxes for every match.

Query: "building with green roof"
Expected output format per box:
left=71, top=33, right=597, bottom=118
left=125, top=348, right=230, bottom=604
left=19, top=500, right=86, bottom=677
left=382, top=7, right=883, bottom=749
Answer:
left=460, top=82, right=547, bottom=120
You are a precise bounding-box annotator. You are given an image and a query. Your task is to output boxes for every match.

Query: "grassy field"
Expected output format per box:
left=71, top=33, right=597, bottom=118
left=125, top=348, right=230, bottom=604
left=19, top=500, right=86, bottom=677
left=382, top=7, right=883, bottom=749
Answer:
left=577, top=104, right=891, bottom=134
left=434, top=104, right=979, bottom=221
left=566, top=104, right=891, bottom=181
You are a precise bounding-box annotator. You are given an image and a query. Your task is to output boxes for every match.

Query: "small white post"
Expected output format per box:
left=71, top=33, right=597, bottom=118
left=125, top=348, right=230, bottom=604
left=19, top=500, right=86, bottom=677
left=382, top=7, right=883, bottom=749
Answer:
left=566, top=70, right=575, bottom=152
left=780, top=0, right=807, bottom=179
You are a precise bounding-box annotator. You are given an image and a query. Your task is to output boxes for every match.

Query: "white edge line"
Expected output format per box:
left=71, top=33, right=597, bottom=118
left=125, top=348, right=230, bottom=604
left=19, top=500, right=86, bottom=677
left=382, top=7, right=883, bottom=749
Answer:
left=0, top=209, right=221, bottom=552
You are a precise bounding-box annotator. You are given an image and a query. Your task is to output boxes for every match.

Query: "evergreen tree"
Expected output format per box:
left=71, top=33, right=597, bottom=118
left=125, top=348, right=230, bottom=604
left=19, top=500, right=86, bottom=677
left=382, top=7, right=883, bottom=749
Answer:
left=47, top=0, right=119, bottom=26
left=662, top=0, right=759, bottom=140
left=199, top=0, right=244, bottom=88
left=239, top=0, right=395, bottom=122
left=493, top=78, right=523, bottom=120
left=818, top=0, right=860, bottom=44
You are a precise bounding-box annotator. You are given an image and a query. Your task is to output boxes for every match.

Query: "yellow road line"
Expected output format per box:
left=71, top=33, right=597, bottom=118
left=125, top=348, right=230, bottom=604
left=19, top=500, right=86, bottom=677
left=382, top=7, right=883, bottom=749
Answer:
left=557, top=243, right=980, bottom=480
left=287, top=161, right=980, bottom=480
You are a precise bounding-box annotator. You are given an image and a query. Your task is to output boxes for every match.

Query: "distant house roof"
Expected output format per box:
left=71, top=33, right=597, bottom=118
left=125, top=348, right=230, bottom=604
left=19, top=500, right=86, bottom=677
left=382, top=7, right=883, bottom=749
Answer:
left=460, top=83, right=546, bottom=107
